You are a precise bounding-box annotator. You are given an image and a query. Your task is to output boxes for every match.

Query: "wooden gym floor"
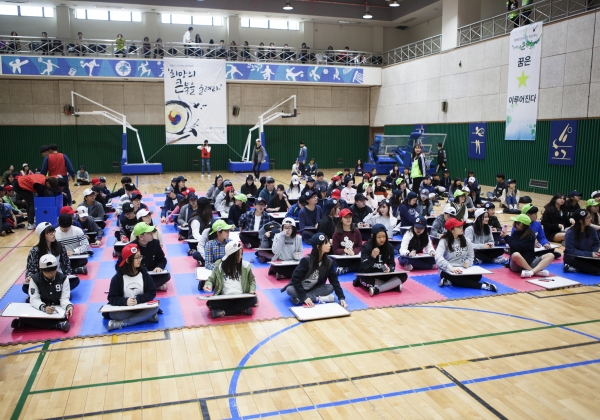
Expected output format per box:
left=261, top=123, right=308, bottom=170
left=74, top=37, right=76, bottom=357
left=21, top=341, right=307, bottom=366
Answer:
left=0, top=170, right=599, bottom=419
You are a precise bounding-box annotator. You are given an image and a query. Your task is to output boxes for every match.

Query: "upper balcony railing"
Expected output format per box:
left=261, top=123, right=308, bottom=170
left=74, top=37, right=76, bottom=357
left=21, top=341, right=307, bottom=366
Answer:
left=0, top=35, right=384, bottom=67
left=458, top=0, right=600, bottom=47
left=382, top=35, right=442, bottom=68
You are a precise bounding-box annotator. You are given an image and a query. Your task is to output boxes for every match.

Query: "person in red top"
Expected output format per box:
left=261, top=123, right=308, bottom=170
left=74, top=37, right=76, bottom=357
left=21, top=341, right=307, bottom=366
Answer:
left=197, top=140, right=211, bottom=177
left=13, top=174, right=58, bottom=229
left=40, top=143, right=76, bottom=205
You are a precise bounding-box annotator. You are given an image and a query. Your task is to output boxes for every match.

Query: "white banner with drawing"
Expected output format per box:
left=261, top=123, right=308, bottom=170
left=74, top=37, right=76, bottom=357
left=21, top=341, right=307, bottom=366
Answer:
left=163, top=58, right=227, bottom=145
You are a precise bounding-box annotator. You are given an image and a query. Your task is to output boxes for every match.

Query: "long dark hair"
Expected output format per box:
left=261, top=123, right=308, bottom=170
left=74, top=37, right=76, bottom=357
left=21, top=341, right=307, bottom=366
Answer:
left=574, top=210, right=593, bottom=241
left=409, top=226, right=429, bottom=251
left=335, top=216, right=357, bottom=234
left=310, top=235, right=328, bottom=272
left=401, top=196, right=416, bottom=207
left=221, top=249, right=242, bottom=279
left=441, top=229, right=467, bottom=249
left=370, top=231, right=392, bottom=261
left=224, top=190, right=235, bottom=207
left=36, top=225, right=62, bottom=257
left=213, top=175, right=223, bottom=187
left=515, top=222, right=535, bottom=240
left=120, top=254, right=139, bottom=277
left=412, top=144, right=422, bottom=160
left=544, top=193, right=565, bottom=211
left=473, top=213, right=490, bottom=236
left=451, top=177, right=463, bottom=192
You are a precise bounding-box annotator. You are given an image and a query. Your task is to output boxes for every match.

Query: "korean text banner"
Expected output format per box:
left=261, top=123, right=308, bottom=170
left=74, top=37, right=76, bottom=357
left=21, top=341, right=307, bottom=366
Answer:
left=468, top=123, right=487, bottom=160
left=505, top=23, right=543, bottom=141
left=548, top=120, right=577, bottom=166
left=164, top=58, right=226, bottom=145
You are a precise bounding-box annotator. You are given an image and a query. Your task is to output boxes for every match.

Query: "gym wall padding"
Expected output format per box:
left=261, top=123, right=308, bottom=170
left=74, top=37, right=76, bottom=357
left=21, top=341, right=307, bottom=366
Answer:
left=0, top=125, right=369, bottom=174
left=385, top=119, right=600, bottom=197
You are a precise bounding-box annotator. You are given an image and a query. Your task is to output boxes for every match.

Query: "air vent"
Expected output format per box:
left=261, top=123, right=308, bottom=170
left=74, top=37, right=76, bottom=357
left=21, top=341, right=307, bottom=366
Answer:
left=395, top=25, right=408, bottom=30
left=529, top=179, right=548, bottom=189
left=339, top=20, right=362, bottom=24
left=400, top=17, right=417, bottom=24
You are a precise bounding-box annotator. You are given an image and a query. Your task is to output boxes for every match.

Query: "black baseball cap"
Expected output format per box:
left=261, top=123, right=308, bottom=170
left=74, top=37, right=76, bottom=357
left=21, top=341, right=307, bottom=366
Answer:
left=123, top=202, right=135, bottom=213
left=303, top=190, right=316, bottom=199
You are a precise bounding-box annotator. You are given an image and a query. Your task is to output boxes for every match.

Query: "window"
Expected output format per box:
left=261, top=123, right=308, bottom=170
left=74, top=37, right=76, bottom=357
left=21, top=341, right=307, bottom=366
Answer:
left=0, top=5, right=54, bottom=17
left=193, top=15, right=212, bottom=26
left=86, top=10, right=108, bottom=20
left=75, top=10, right=142, bottom=22
left=162, top=14, right=223, bottom=25
left=75, top=9, right=86, bottom=19
left=171, top=14, right=191, bottom=25
left=161, top=13, right=170, bottom=24
left=109, top=10, right=132, bottom=21
left=241, top=18, right=299, bottom=30
left=132, top=12, right=141, bottom=22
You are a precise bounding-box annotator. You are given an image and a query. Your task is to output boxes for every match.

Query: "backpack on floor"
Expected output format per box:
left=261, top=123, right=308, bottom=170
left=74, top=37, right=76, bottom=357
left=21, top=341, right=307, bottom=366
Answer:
left=519, top=196, right=532, bottom=204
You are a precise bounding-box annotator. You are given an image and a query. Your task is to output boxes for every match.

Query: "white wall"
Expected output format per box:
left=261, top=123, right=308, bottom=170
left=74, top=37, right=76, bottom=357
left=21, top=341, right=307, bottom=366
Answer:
left=313, top=23, right=376, bottom=52
left=371, top=11, right=600, bottom=126
left=481, top=0, right=509, bottom=20
left=383, top=16, right=443, bottom=52
left=383, top=27, right=407, bottom=52
left=0, top=15, right=57, bottom=38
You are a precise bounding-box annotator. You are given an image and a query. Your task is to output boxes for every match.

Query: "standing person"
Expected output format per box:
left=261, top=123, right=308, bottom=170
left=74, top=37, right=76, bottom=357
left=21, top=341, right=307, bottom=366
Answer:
left=435, top=219, right=498, bottom=292
left=41, top=143, right=76, bottom=205
left=282, top=233, right=347, bottom=307
left=410, top=144, right=427, bottom=193
left=198, top=140, right=211, bottom=177
left=298, top=141, right=307, bottom=180
left=183, top=26, right=193, bottom=56
left=357, top=224, right=403, bottom=296
left=202, top=241, right=258, bottom=318
left=105, top=243, right=159, bottom=331
left=563, top=210, right=600, bottom=275
left=521, top=0, right=533, bottom=25
left=251, top=139, right=266, bottom=180
left=507, top=0, right=520, bottom=28
left=436, top=142, right=446, bottom=173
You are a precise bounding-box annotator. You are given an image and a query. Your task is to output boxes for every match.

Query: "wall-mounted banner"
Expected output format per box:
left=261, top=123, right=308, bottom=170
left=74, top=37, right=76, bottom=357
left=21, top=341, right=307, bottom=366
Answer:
left=505, top=23, right=543, bottom=141
left=468, top=123, right=487, bottom=160
left=1, top=56, right=164, bottom=78
left=225, top=63, right=363, bottom=84
left=164, top=58, right=227, bottom=145
left=548, top=120, right=577, bottom=166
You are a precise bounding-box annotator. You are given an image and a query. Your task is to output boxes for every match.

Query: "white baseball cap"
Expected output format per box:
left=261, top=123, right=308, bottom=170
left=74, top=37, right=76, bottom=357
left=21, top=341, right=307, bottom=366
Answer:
left=462, top=186, right=470, bottom=193
left=222, top=241, right=242, bottom=261
left=474, top=208, right=487, bottom=220
left=468, top=177, right=476, bottom=183
left=282, top=217, right=296, bottom=226
left=136, top=208, right=152, bottom=219
left=443, top=205, right=457, bottom=216
left=83, top=188, right=94, bottom=197
left=292, top=175, right=299, bottom=185
left=39, top=253, right=58, bottom=269
left=77, top=206, right=89, bottom=217
left=35, top=222, right=53, bottom=237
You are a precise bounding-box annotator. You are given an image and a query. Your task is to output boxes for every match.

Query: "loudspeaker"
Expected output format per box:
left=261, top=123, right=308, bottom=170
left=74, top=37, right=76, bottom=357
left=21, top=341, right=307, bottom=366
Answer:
left=441, top=101, right=448, bottom=112
left=232, top=106, right=240, bottom=116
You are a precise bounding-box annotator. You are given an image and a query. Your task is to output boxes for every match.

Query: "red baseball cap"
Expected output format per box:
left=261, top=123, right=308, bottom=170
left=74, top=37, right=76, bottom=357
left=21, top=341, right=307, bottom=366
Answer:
left=224, top=186, right=234, bottom=193
left=332, top=175, right=341, bottom=181
left=119, top=243, right=140, bottom=267
left=3, top=185, right=13, bottom=192
left=91, top=178, right=101, bottom=185
left=181, top=187, right=196, bottom=197
left=339, top=208, right=353, bottom=218
left=59, top=206, right=75, bottom=215
left=444, top=218, right=465, bottom=231
left=331, top=190, right=341, bottom=199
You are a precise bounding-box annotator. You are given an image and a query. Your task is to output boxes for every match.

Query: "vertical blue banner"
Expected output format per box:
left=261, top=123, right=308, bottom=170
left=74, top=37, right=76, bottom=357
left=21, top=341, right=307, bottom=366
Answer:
left=548, top=120, right=577, bottom=166
left=468, top=122, right=487, bottom=160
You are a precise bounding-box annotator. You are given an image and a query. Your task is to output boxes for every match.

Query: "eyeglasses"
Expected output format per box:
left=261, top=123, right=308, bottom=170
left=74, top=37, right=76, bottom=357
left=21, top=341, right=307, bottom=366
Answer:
left=133, top=255, right=144, bottom=261
left=283, top=226, right=293, bottom=230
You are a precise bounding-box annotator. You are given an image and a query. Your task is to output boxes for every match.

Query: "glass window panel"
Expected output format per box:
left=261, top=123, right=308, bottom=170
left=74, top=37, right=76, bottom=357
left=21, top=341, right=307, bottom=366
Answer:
left=241, top=18, right=249, bottom=27
left=212, top=17, right=223, bottom=26
left=132, top=12, right=141, bottom=22
left=86, top=10, right=109, bottom=20
left=44, top=7, right=54, bottom=17
left=75, top=9, right=86, bottom=19
left=171, top=14, right=190, bottom=24
left=0, top=5, right=19, bottom=16
left=288, top=21, right=299, bottom=30
left=249, top=19, right=268, bottom=28
left=110, top=10, right=131, bottom=21
left=269, top=19, right=287, bottom=30
left=161, top=13, right=170, bottom=23
left=193, top=15, right=212, bottom=25
left=20, top=6, right=44, bottom=17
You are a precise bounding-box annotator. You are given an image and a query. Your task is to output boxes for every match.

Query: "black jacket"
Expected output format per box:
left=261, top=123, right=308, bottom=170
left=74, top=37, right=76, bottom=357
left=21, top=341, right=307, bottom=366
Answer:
left=440, top=176, right=451, bottom=191
left=317, top=215, right=337, bottom=239
left=107, top=187, right=126, bottom=200
left=504, top=230, right=536, bottom=265
left=118, top=215, right=138, bottom=239
left=359, top=241, right=395, bottom=273
left=79, top=216, right=103, bottom=239
left=30, top=271, right=71, bottom=310
left=437, top=148, right=446, bottom=166
left=115, top=238, right=167, bottom=271
left=494, top=181, right=507, bottom=198
left=107, top=267, right=156, bottom=307
left=240, top=183, right=257, bottom=197
left=541, top=206, right=570, bottom=240
left=284, top=255, right=345, bottom=302
left=351, top=204, right=373, bottom=224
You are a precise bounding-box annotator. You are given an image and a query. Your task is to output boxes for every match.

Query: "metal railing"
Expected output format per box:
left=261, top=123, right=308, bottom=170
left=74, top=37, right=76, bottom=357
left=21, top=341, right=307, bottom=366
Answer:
left=458, top=0, right=600, bottom=47
left=0, top=35, right=383, bottom=67
left=382, top=35, right=442, bottom=68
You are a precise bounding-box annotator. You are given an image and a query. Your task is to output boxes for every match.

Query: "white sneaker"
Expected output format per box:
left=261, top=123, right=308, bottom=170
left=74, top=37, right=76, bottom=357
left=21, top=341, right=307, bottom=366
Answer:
left=403, top=264, right=413, bottom=271
left=317, top=294, right=335, bottom=303
left=521, top=270, right=534, bottom=278
left=27, top=224, right=35, bottom=230
left=536, top=270, right=550, bottom=277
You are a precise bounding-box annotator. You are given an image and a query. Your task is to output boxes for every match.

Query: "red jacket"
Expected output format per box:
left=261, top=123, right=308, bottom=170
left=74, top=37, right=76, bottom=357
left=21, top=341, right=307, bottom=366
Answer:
left=47, top=153, right=67, bottom=177
left=16, top=174, right=47, bottom=192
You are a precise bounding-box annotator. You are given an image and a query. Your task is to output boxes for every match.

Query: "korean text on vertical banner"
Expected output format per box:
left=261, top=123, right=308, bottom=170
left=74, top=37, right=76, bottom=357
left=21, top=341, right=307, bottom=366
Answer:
left=468, top=123, right=487, bottom=160
left=505, top=23, right=543, bottom=141
left=164, top=58, right=227, bottom=145
left=548, top=120, right=577, bottom=166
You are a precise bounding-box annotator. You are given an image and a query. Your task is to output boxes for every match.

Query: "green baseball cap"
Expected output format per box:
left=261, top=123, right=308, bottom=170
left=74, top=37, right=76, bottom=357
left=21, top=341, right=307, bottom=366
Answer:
left=234, top=193, right=247, bottom=203
left=510, top=214, right=531, bottom=226
left=586, top=198, right=599, bottom=207
left=210, top=219, right=233, bottom=235
left=336, top=171, right=343, bottom=176
left=521, top=203, right=538, bottom=214
left=395, top=177, right=405, bottom=186
left=133, top=222, right=155, bottom=237
left=453, top=189, right=466, bottom=198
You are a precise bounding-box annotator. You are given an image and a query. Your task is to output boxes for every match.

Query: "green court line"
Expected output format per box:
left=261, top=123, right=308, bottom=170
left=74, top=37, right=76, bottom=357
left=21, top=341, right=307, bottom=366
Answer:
left=11, top=341, right=50, bottom=420
left=27, top=318, right=600, bottom=396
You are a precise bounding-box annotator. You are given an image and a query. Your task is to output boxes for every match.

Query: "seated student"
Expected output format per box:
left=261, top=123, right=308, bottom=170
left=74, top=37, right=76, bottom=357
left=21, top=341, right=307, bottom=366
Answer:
left=55, top=214, right=90, bottom=274
left=316, top=185, right=328, bottom=208
left=466, top=176, right=481, bottom=198
left=11, top=254, right=73, bottom=332
left=463, top=170, right=476, bottom=186
left=520, top=204, right=561, bottom=259
left=204, top=220, right=233, bottom=270
left=268, top=218, right=303, bottom=280
left=483, top=202, right=502, bottom=232
left=586, top=199, right=600, bottom=232
left=431, top=205, right=456, bottom=239
left=351, top=193, right=372, bottom=227
left=399, top=216, right=436, bottom=271
left=131, top=208, right=163, bottom=245
left=75, top=165, right=90, bottom=186
left=563, top=209, right=600, bottom=275
left=115, top=183, right=137, bottom=216
left=291, top=159, right=302, bottom=177
left=229, top=194, right=249, bottom=228
left=372, top=177, right=388, bottom=200
left=385, top=164, right=401, bottom=187
left=402, top=167, right=412, bottom=190
left=356, top=224, right=403, bottom=296
left=301, top=176, right=316, bottom=196
left=501, top=214, right=554, bottom=278
left=318, top=199, right=340, bottom=239
left=462, top=187, right=477, bottom=217
left=174, top=175, right=188, bottom=195
left=451, top=189, right=468, bottom=221
left=177, top=192, right=199, bottom=234
left=354, top=159, right=364, bottom=178
left=363, top=182, right=379, bottom=210
left=187, top=197, right=213, bottom=244
left=107, top=176, right=132, bottom=200
left=332, top=208, right=363, bottom=274
left=116, top=202, right=138, bottom=243
left=541, top=193, right=572, bottom=243
left=501, top=179, right=520, bottom=211
left=160, top=186, right=182, bottom=223
left=564, top=190, right=582, bottom=218
left=286, top=176, right=303, bottom=200
left=592, top=190, right=600, bottom=205
left=307, top=158, right=318, bottom=177
left=256, top=176, right=267, bottom=197
left=465, top=208, right=508, bottom=265
left=202, top=241, right=258, bottom=318
left=298, top=191, right=323, bottom=243
left=430, top=172, right=446, bottom=199
left=0, top=202, right=15, bottom=235
left=286, top=195, right=306, bottom=221
left=79, top=188, right=106, bottom=228
left=105, top=243, right=159, bottom=331
left=435, top=218, right=498, bottom=292
left=54, top=206, right=82, bottom=230
left=214, top=185, right=234, bottom=214
left=327, top=175, right=343, bottom=196
left=240, top=174, right=257, bottom=198
left=365, top=199, right=397, bottom=238
left=256, top=221, right=281, bottom=262
left=342, top=167, right=355, bottom=186
left=341, top=179, right=357, bottom=205
left=398, top=192, right=419, bottom=228
left=356, top=173, right=370, bottom=194
left=76, top=206, right=102, bottom=246
left=2, top=185, right=26, bottom=225
left=330, top=189, right=347, bottom=210
left=487, top=173, right=508, bottom=202
left=238, top=197, right=272, bottom=248
left=216, top=186, right=236, bottom=218
left=416, top=189, right=434, bottom=218
left=282, top=232, right=347, bottom=307
left=439, top=169, right=451, bottom=197
left=207, top=175, right=224, bottom=203
left=468, top=187, right=483, bottom=209
left=24, top=222, right=79, bottom=295
left=311, top=171, right=326, bottom=191
left=268, top=184, right=291, bottom=213
left=259, top=177, right=277, bottom=203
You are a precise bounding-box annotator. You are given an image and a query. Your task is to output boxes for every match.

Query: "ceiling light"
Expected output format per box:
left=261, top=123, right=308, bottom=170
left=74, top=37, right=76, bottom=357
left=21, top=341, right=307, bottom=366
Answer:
left=283, top=2, right=293, bottom=10
left=390, top=0, right=400, bottom=7
left=363, top=3, right=372, bottom=19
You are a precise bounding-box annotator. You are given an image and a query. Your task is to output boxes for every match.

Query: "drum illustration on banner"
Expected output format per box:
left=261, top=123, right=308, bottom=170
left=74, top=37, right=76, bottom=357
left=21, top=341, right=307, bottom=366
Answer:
left=163, top=58, right=227, bottom=145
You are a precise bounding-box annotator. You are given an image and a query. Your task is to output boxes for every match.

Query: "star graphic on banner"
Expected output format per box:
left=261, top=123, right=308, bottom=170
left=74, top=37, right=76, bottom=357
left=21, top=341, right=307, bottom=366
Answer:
left=516, top=70, right=529, bottom=88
